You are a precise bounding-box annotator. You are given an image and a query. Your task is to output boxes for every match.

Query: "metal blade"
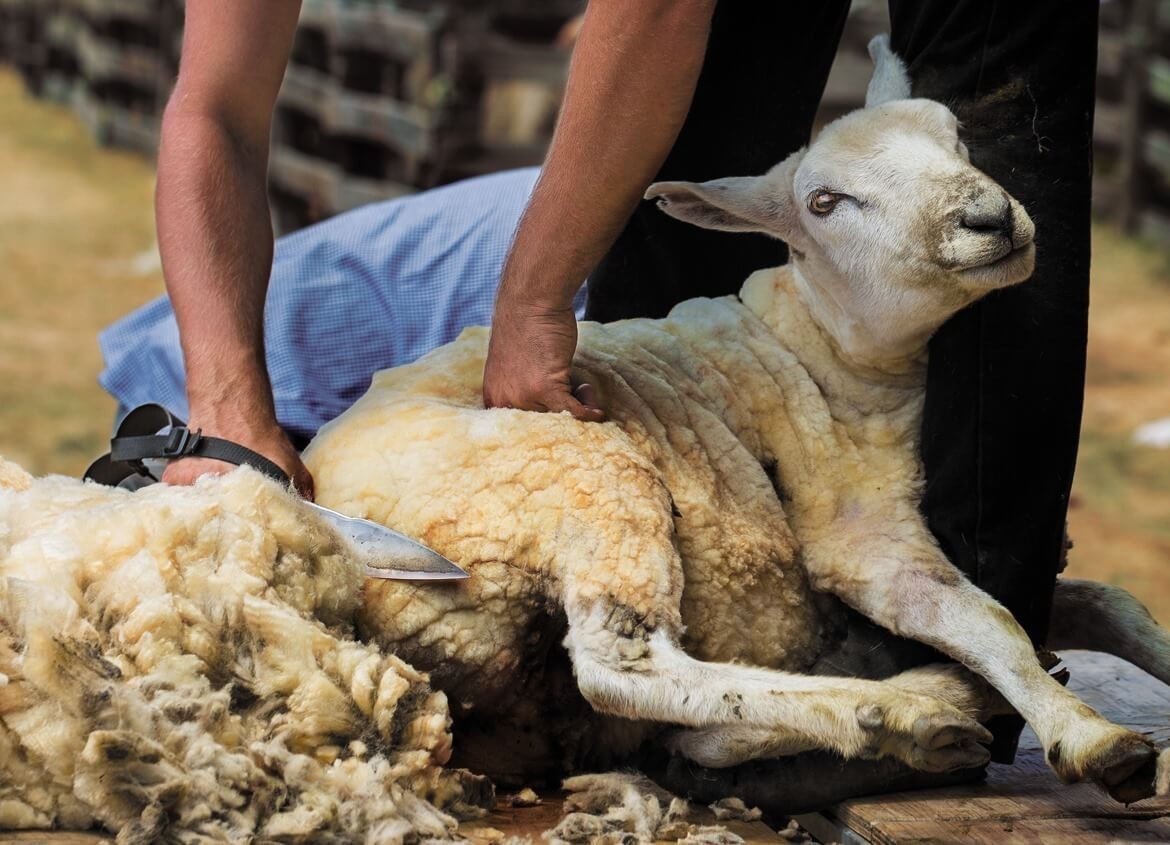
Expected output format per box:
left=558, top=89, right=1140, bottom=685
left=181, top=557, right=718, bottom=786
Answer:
left=306, top=502, right=469, bottom=581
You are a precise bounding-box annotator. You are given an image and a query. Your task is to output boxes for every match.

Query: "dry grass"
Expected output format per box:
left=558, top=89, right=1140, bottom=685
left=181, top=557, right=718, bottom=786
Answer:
left=0, top=70, right=163, bottom=473
left=0, top=68, right=1167, bottom=620
left=1064, top=228, right=1170, bottom=621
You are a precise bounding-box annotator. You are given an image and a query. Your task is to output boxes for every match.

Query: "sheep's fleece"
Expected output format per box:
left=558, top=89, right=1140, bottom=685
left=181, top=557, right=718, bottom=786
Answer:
left=0, top=457, right=491, bottom=843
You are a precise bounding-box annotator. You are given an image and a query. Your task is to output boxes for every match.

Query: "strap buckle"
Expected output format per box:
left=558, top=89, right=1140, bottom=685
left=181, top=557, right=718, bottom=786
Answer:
left=161, top=425, right=203, bottom=458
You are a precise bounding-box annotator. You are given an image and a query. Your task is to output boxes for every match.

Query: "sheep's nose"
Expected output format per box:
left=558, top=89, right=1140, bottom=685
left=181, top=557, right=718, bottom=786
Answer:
left=960, top=192, right=1014, bottom=239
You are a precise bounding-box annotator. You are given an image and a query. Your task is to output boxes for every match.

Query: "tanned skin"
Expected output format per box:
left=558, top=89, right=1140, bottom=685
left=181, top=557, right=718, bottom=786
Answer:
left=158, top=0, right=715, bottom=494
left=156, top=0, right=311, bottom=495
left=483, top=0, right=717, bottom=418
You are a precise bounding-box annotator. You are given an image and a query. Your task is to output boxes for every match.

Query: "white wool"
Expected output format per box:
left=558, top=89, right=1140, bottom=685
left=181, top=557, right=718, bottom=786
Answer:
left=546, top=772, right=735, bottom=845
left=0, top=458, right=489, bottom=842
left=708, top=798, right=762, bottom=822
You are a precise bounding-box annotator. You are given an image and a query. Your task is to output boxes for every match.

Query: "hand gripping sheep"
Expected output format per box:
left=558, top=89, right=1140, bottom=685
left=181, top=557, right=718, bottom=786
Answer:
left=305, top=37, right=1170, bottom=801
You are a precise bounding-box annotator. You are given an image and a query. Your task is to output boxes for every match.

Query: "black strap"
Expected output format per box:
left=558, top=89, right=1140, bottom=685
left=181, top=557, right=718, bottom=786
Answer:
left=84, top=403, right=291, bottom=488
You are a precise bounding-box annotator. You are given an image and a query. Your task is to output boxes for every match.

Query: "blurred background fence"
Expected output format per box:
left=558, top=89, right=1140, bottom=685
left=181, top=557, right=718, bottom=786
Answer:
left=0, top=0, right=585, bottom=232
left=1, top=0, right=1167, bottom=237
left=5, top=0, right=1164, bottom=238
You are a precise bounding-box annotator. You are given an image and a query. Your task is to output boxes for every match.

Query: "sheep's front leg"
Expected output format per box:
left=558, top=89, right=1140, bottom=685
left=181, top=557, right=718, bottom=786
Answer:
left=804, top=521, right=1159, bottom=802
left=562, top=598, right=992, bottom=773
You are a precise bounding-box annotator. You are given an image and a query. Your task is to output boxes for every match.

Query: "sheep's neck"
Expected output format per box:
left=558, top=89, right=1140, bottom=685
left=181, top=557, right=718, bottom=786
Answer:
left=739, top=266, right=928, bottom=415
left=735, top=264, right=929, bottom=523
left=789, top=265, right=932, bottom=381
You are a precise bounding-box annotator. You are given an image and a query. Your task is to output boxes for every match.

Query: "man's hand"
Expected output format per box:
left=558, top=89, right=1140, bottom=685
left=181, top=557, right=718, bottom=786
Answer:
left=480, top=0, right=714, bottom=420
left=155, top=0, right=304, bottom=494
left=161, top=405, right=315, bottom=499
left=484, top=300, right=604, bottom=421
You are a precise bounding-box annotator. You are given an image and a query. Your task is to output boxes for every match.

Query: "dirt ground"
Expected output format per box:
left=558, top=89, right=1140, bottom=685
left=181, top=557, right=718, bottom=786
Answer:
left=1, top=69, right=1168, bottom=621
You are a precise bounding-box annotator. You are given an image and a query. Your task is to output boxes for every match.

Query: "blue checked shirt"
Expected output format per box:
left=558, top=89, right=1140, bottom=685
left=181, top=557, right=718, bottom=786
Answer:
left=100, top=167, right=586, bottom=442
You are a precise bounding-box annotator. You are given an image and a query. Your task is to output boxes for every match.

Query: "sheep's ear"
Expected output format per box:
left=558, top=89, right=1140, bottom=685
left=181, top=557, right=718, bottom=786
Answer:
left=865, top=34, right=911, bottom=107
left=644, top=151, right=805, bottom=241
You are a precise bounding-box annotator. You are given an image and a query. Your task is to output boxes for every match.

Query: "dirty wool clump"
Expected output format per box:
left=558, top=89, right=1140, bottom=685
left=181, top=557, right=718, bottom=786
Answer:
left=0, top=457, right=490, bottom=843
left=545, top=773, right=743, bottom=845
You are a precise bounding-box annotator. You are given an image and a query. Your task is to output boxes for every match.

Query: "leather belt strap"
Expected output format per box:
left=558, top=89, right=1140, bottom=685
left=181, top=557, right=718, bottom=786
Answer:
left=84, top=403, right=290, bottom=488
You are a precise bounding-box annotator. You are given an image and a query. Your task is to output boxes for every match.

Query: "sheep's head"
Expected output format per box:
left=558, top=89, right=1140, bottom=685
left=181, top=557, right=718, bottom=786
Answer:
left=645, top=35, right=1036, bottom=366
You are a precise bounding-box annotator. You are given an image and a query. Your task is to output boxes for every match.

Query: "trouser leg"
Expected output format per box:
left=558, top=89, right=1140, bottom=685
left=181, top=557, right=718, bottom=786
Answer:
left=584, top=0, right=852, bottom=321
left=889, top=0, right=1099, bottom=759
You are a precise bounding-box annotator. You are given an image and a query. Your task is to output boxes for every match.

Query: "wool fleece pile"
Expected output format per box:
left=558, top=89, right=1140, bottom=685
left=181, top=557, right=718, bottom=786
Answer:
left=0, top=457, right=490, bottom=843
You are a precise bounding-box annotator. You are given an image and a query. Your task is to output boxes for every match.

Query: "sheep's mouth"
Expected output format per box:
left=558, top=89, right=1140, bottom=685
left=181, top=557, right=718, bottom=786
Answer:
left=957, top=241, right=1036, bottom=286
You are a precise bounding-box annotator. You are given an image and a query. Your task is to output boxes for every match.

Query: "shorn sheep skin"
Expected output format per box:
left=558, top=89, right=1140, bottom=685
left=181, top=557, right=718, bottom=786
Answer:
left=0, top=458, right=490, bottom=842
left=307, top=37, right=1170, bottom=801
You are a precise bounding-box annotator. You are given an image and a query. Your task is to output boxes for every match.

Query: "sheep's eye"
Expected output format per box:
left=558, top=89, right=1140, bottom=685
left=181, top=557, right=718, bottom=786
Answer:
left=808, top=191, right=843, bottom=216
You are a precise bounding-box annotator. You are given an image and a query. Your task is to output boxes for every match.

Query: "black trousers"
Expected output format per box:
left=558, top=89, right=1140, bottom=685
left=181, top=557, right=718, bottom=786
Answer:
left=586, top=1, right=1099, bottom=760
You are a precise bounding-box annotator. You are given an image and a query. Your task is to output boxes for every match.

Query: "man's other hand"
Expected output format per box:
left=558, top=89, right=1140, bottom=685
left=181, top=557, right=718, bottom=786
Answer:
left=161, top=411, right=315, bottom=499
left=483, top=301, right=605, bottom=422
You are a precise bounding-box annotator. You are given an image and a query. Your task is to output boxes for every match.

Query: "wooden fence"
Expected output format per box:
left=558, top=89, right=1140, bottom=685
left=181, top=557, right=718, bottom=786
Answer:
left=3, top=0, right=1170, bottom=242
left=1094, top=0, right=1170, bottom=242
left=0, top=0, right=581, bottom=233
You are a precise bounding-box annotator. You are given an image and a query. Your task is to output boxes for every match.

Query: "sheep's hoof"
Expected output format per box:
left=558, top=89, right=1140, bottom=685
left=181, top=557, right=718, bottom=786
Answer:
left=1098, top=738, right=1158, bottom=804
left=1049, top=727, right=1158, bottom=803
left=906, top=712, right=993, bottom=773
left=860, top=702, right=993, bottom=774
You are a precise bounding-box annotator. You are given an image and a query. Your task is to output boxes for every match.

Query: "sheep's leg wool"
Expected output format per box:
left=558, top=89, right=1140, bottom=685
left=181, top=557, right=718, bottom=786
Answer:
left=0, top=457, right=490, bottom=843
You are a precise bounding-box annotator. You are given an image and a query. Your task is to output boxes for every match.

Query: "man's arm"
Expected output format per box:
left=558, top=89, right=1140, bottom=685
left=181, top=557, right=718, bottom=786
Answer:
left=156, top=0, right=313, bottom=495
left=483, top=0, right=717, bottom=419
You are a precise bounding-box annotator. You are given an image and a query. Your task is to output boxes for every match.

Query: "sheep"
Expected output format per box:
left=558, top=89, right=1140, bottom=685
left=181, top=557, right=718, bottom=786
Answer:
left=0, top=457, right=491, bottom=842
left=304, top=37, right=1170, bottom=802
left=4, top=37, right=1170, bottom=840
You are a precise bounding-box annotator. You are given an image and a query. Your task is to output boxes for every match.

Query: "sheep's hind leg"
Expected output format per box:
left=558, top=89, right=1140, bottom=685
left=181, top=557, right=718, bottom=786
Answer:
left=562, top=599, right=992, bottom=773
left=807, top=543, right=1161, bottom=802
left=666, top=661, right=1011, bottom=770
left=1048, top=578, right=1170, bottom=687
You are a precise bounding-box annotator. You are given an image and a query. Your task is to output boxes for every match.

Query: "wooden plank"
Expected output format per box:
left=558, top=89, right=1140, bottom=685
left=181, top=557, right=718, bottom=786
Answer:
left=74, top=96, right=159, bottom=156
left=1094, top=100, right=1124, bottom=148
left=460, top=793, right=784, bottom=843
left=297, top=0, right=443, bottom=60
left=475, top=34, right=569, bottom=84
left=1149, top=56, right=1170, bottom=107
left=844, top=817, right=1170, bottom=845
left=269, top=146, right=414, bottom=219
left=1144, top=130, right=1170, bottom=185
left=1093, top=174, right=1121, bottom=217
left=1119, top=0, right=1158, bottom=232
left=68, top=0, right=157, bottom=26
left=76, top=31, right=161, bottom=91
left=820, top=652, right=1170, bottom=845
left=279, top=65, right=437, bottom=158
left=1139, top=209, right=1170, bottom=246
left=1097, top=30, right=1127, bottom=82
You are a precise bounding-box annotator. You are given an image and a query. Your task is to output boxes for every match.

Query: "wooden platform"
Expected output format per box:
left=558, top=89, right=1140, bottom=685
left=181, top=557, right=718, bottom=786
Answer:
left=0, top=797, right=781, bottom=845
left=799, top=651, right=1170, bottom=844
left=3, top=651, right=1167, bottom=844
left=461, top=798, right=782, bottom=844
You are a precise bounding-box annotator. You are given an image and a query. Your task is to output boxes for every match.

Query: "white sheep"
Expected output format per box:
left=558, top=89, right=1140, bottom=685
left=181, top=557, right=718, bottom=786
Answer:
left=305, top=37, right=1170, bottom=801
left=4, top=38, right=1170, bottom=842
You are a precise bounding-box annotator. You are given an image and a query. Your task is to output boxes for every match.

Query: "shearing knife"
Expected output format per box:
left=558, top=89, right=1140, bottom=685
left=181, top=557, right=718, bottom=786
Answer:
left=304, top=501, right=469, bottom=581
left=84, top=403, right=470, bottom=583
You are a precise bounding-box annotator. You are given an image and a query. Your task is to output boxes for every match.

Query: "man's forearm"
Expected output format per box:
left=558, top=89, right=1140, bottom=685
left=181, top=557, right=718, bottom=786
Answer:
left=156, top=100, right=276, bottom=420
left=498, top=0, right=716, bottom=311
